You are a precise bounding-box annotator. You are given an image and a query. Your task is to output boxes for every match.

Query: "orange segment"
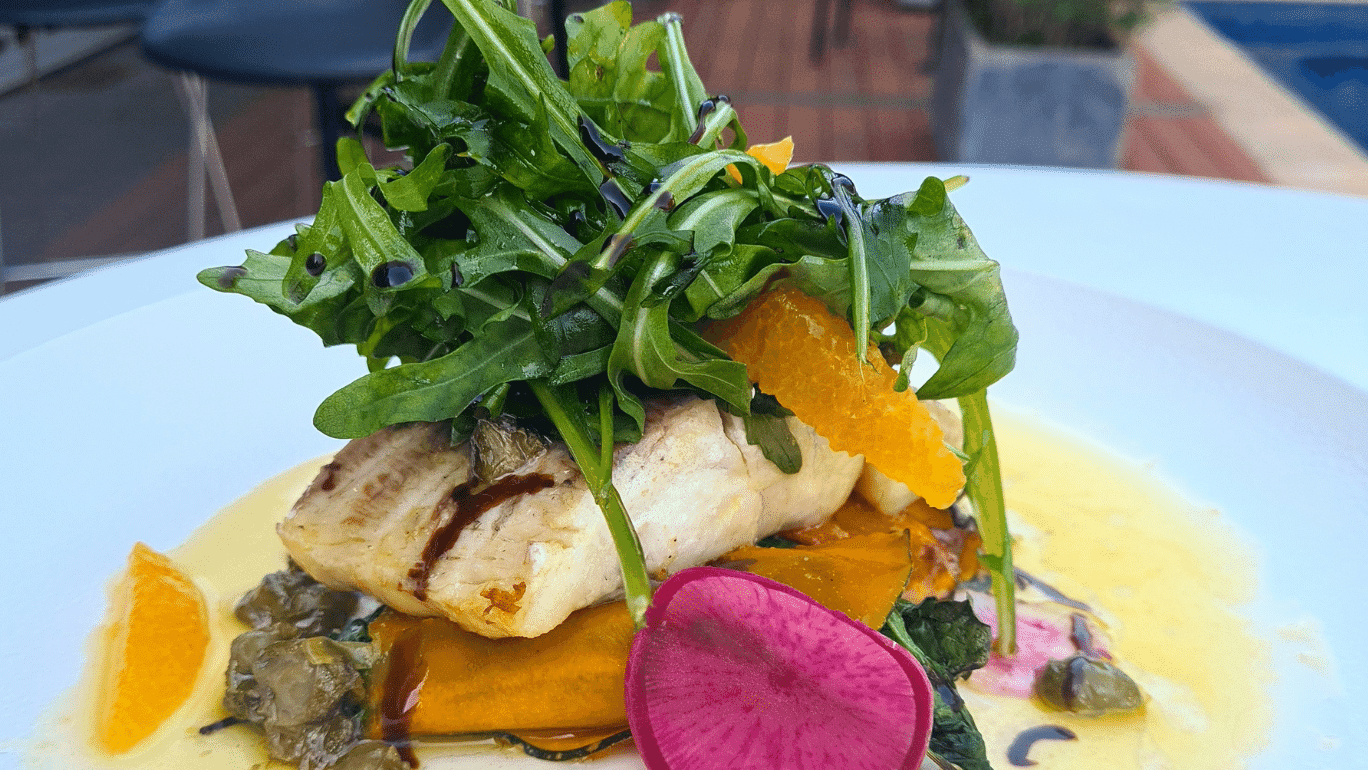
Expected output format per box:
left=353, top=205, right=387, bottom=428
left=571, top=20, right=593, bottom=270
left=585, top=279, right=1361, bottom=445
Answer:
left=707, top=285, right=965, bottom=508
left=95, top=543, right=210, bottom=754
left=727, top=136, right=795, bottom=182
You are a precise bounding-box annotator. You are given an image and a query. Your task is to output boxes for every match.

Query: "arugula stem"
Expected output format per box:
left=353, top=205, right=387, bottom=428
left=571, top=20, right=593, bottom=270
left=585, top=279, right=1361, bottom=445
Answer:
left=658, top=12, right=707, bottom=137
left=597, top=385, right=614, bottom=470
left=394, top=0, right=434, bottom=73
left=431, top=14, right=473, bottom=97
left=529, top=379, right=653, bottom=628
left=832, top=182, right=871, bottom=363
left=959, top=388, right=1016, bottom=654
left=691, top=99, right=738, bottom=149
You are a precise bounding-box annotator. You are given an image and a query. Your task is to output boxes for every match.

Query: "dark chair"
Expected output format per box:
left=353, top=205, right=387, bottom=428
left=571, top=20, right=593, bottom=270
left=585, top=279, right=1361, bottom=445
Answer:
left=0, top=0, right=152, bottom=28
left=0, top=0, right=240, bottom=288
left=140, top=0, right=453, bottom=182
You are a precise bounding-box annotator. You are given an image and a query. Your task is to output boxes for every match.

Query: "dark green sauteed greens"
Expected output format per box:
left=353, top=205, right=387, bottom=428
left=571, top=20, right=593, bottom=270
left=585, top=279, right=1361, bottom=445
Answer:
left=198, top=0, right=1020, bottom=676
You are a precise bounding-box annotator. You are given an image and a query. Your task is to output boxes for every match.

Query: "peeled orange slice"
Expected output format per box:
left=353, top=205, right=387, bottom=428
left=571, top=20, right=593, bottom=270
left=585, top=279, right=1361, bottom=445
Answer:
left=708, top=285, right=965, bottom=508
left=727, top=136, right=795, bottom=182
left=94, top=543, right=210, bottom=754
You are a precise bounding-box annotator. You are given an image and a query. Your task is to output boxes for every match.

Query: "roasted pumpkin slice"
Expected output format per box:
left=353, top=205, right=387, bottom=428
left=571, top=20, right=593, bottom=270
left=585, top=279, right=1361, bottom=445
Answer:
left=366, top=530, right=920, bottom=743
left=367, top=601, right=634, bottom=738
left=786, top=496, right=981, bottom=600
left=714, top=530, right=914, bottom=628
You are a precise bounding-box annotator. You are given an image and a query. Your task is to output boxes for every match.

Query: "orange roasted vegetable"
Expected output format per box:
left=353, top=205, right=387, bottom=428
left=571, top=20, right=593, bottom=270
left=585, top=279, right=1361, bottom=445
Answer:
left=787, top=496, right=980, bottom=600
left=726, top=136, right=794, bottom=182
left=715, top=531, right=914, bottom=628
left=367, top=601, right=635, bottom=737
left=365, top=529, right=919, bottom=741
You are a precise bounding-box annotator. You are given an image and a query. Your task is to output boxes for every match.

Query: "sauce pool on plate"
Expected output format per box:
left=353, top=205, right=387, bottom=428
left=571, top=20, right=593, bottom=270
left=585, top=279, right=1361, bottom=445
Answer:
left=27, top=410, right=1275, bottom=770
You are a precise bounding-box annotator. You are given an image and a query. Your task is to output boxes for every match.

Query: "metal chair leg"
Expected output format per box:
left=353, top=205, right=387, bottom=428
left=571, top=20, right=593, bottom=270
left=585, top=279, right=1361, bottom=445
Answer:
left=173, top=73, right=242, bottom=240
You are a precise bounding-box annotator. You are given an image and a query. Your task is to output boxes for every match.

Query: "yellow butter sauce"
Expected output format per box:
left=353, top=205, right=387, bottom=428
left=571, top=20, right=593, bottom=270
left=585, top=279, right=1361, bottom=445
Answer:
left=25, top=461, right=318, bottom=770
left=962, top=412, right=1275, bottom=769
left=29, top=410, right=1278, bottom=769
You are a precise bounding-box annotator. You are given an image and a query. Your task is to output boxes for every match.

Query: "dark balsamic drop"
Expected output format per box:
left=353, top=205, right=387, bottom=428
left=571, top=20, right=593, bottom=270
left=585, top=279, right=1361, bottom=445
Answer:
left=688, top=100, right=716, bottom=144
left=449, top=262, right=465, bottom=288
left=578, top=115, right=626, bottom=165
left=304, top=252, right=326, bottom=276
left=935, top=683, right=964, bottom=712
left=1006, top=725, right=1077, bottom=767
left=644, top=180, right=675, bottom=211
left=815, top=197, right=843, bottom=226
left=217, top=266, right=248, bottom=289
left=197, top=715, right=244, bottom=735
left=372, top=261, right=415, bottom=289
left=601, top=233, right=636, bottom=266
left=599, top=179, right=632, bottom=219
left=378, top=629, right=424, bottom=767
left=689, top=95, right=733, bottom=143
left=1070, top=613, right=1097, bottom=656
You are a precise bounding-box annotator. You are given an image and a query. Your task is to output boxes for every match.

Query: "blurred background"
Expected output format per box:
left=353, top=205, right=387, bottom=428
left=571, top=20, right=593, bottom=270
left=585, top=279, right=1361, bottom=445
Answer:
left=1, top=0, right=1365, bottom=294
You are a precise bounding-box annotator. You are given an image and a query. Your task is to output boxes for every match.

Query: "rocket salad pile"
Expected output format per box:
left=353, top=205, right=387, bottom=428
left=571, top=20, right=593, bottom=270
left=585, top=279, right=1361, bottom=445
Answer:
left=200, top=0, right=1021, bottom=767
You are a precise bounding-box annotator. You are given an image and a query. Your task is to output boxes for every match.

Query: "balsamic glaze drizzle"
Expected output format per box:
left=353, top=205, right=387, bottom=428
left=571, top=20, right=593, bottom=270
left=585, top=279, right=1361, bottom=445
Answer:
left=1015, top=568, right=1093, bottom=612
left=378, top=629, right=425, bottom=767
left=1006, top=725, right=1078, bottom=766
left=372, top=261, right=415, bottom=289
left=217, top=266, right=248, bottom=290
left=407, top=474, right=555, bottom=600
left=1070, top=612, right=1098, bottom=656
left=578, top=115, right=626, bottom=165
left=598, top=179, right=632, bottom=219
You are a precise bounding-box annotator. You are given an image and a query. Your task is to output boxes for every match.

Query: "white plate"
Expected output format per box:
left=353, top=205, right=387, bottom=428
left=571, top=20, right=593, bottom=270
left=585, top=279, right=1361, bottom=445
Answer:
left=1, top=219, right=1365, bottom=769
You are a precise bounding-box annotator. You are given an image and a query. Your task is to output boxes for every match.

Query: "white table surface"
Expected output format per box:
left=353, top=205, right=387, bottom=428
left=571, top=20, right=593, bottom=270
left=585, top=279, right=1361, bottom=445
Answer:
left=2, top=165, right=1366, bottom=768
left=5, top=164, right=1365, bottom=392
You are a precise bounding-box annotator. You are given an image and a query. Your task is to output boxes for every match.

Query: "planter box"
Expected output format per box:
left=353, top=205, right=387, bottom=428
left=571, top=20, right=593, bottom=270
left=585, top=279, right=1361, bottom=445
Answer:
left=930, top=0, right=1136, bottom=168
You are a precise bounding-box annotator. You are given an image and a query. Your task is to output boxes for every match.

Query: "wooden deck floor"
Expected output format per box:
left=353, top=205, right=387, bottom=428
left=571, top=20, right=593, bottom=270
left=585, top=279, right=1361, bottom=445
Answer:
left=2, top=0, right=1272, bottom=292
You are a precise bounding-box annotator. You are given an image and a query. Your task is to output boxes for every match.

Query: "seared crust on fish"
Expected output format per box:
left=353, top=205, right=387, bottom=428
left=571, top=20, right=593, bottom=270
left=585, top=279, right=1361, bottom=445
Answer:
left=279, top=396, right=863, bottom=638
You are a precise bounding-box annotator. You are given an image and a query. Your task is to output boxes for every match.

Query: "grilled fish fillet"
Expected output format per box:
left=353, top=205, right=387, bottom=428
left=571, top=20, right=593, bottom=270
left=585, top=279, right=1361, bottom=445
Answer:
left=279, top=395, right=864, bottom=638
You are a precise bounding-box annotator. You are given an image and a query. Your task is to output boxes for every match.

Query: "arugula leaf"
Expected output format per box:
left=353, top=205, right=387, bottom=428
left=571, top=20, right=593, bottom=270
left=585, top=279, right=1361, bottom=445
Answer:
left=722, top=391, right=802, bottom=474
left=314, top=315, right=553, bottom=438
left=889, top=178, right=1018, bottom=400
left=607, top=250, right=750, bottom=431
left=566, top=3, right=675, bottom=143
left=439, top=0, right=603, bottom=185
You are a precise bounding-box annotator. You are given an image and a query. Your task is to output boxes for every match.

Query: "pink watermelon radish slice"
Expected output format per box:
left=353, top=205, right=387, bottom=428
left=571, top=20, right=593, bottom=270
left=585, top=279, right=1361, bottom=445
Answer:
left=625, top=567, right=934, bottom=770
